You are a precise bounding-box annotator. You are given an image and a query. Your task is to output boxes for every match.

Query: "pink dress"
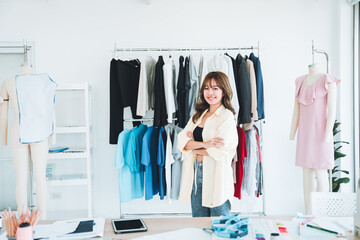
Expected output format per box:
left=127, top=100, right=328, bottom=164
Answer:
left=295, top=74, right=340, bottom=170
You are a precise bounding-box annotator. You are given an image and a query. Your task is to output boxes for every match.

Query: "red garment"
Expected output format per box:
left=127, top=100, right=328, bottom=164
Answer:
left=234, top=126, right=247, bottom=199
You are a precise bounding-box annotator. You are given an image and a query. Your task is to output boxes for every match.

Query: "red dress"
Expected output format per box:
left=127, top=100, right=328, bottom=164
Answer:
left=234, top=126, right=247, bottom=199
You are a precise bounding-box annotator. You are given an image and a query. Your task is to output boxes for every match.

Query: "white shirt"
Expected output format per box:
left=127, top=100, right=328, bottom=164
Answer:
left=164, top=126, right=175, bottom=203
left=178, top=105, right=238, bottom=207
left=163, top=57, right=176, bottom=123
left=136, top=56, right=156, bottom=116
left=224, top=55, right=240, bottom=119
left=207, top=54, right=228, bottom=76
left=198, top=55, right=208, bottom=87
left=16, top=73, right=56, bottom=143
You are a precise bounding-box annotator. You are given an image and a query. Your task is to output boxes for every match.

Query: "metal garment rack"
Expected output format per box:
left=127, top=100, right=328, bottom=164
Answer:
left=112, top=42, right=261, bottom=58
left=0, top=41, right=32, bottom=66
left=124, top=118, right=177, bottom=122
left=312, top=40, right=333, bottom=192
left=114, top=42, right=266, bottom=217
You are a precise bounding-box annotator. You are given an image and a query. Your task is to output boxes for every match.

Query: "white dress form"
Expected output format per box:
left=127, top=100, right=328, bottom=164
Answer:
left=289, top=64, right=337, bottom=214
left=0, top=66, right=52, bottom=219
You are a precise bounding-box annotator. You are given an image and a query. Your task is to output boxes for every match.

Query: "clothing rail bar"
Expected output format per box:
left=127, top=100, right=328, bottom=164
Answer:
left=112, top=42, right=261, bottom=58
left=124, top=118, right=178, bottom=122
left=114, top=47, right=258, bottom=52
left=0, top=46, right=31, bottom=49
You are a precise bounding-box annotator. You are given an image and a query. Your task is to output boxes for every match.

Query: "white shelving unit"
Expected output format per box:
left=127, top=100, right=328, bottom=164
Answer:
left=47, top=83, right=92, bottom=218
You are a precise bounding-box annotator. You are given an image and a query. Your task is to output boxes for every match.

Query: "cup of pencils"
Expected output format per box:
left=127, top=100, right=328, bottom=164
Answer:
left=1, top=208, right=40, bottom=240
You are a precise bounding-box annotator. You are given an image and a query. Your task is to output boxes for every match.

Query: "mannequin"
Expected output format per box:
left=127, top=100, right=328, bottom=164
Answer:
left=0, top=65, right=55, bottom=220
left=290, top=63, right=338, bottom=214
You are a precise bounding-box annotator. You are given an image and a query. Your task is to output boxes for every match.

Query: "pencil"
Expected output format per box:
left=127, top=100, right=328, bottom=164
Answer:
left=306, top=224, right=343, bottom=236
left=301, top=216, right=314, bottom=225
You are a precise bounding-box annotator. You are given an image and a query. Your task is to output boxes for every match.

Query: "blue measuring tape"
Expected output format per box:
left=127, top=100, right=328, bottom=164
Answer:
left=203, top=214, right=249, bottom=238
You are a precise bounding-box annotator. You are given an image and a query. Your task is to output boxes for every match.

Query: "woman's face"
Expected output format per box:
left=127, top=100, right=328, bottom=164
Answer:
left=203, top=79, right=223, bottom=107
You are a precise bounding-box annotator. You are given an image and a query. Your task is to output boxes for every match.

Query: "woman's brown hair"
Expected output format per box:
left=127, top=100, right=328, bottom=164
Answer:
left=192, top=71, right=235, bottom=123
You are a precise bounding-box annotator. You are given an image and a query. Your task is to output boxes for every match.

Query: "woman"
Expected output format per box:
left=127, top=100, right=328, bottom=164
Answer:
left=178, top=71, right=238, bottom=217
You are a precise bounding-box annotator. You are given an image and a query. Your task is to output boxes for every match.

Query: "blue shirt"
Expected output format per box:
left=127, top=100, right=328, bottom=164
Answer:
left=157, top=127, right=166, bottom=200
left=114, top=129, right=132, bottom=203
left=141, top=127, right=159, bottom=200
left=127, top=124, right=148, bottom=199
left=249, top=53, right=265, bottom=119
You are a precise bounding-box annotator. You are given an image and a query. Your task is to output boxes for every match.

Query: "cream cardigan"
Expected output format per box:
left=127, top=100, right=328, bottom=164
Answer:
left=177, top=105, right=238, bottom=208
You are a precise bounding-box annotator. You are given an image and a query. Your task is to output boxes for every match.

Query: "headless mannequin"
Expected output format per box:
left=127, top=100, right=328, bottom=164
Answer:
left=0, top=65, right=55, bottom=219
left=289, top=64, right=337, bottom=214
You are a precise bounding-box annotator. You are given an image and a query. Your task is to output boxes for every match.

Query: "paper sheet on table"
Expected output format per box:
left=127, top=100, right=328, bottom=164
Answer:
left=279, top=220, right=337, bottom=240
left=331, top=217, right=354, bottom=232
left=54, top=220, right=81, bottom=236
left=34, top=224, right=55, bottom=239
left=32, top=218, right=105, bottom=240
left=132, top=228, right=212, bottom=240
left=54, top=218, right=105, bottom=240
left=310, top=217, right=352, bottom=235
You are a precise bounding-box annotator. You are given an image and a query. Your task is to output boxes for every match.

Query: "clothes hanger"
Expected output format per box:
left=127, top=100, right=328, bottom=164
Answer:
left=113, top=43, right=118, bottom=59
left=168, top=50, right=172, bottom=59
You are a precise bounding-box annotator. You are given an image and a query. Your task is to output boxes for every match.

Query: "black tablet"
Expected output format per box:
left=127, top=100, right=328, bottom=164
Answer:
left=112, top=218, right=148, bottom=234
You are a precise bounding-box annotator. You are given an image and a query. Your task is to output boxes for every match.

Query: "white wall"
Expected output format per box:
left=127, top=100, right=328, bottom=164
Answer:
left=0, top=0, right=354, bottom=217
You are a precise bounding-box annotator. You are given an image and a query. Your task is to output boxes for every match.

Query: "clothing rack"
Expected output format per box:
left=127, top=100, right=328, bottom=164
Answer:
left=311, top=40, right=333, bottom=192
left=0, top=40, right=32, bottom=54
left=112, top=42, right=261, bottom=58
left=0, top=40, right=32, bottom=69
left=312, top=40, right=330, bottom=74
left=114, top=43, right=266, bottom=217
left=124, top=118, right=178, bottom=122
left=0, top=46, right=31, bottom=50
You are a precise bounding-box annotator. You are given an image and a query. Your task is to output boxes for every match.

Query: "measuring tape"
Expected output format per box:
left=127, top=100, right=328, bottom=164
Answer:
left=203, top=214, right=249, bottom=238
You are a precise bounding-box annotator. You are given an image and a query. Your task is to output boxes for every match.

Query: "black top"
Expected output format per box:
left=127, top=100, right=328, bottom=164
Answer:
left=177, top=56, right=186, bottom=128
left=109, top=58, right=141, bottom=144
left=184, top=57, right=191, bottom=124
left=153, top=56, right=167, bottom=127
left=193, top=126, right=203, bottom=142
left=236, top=53, right=252, bottom=124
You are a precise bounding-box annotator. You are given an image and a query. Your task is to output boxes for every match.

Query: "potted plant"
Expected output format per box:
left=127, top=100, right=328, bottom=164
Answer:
left=332, top=120, right=350, bottom=192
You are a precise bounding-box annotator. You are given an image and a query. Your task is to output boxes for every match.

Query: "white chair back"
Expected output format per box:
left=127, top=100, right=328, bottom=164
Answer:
left=310, top=192, right=356, bottom=216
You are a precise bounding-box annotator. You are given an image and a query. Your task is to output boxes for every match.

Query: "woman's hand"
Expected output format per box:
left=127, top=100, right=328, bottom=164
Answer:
left=186, top=131, right=194, bottom=139
left=204, top=137, right=224, bottom=149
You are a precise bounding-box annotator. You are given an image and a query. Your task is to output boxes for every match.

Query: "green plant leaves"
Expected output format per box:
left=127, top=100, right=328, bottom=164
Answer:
left=331, top=120, right=350, bottom=192
left=332, top=177, right=350, bottom=192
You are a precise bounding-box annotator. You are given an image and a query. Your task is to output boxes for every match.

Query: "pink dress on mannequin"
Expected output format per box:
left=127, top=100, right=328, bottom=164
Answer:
left=295, top=74, right=340, bottom=170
